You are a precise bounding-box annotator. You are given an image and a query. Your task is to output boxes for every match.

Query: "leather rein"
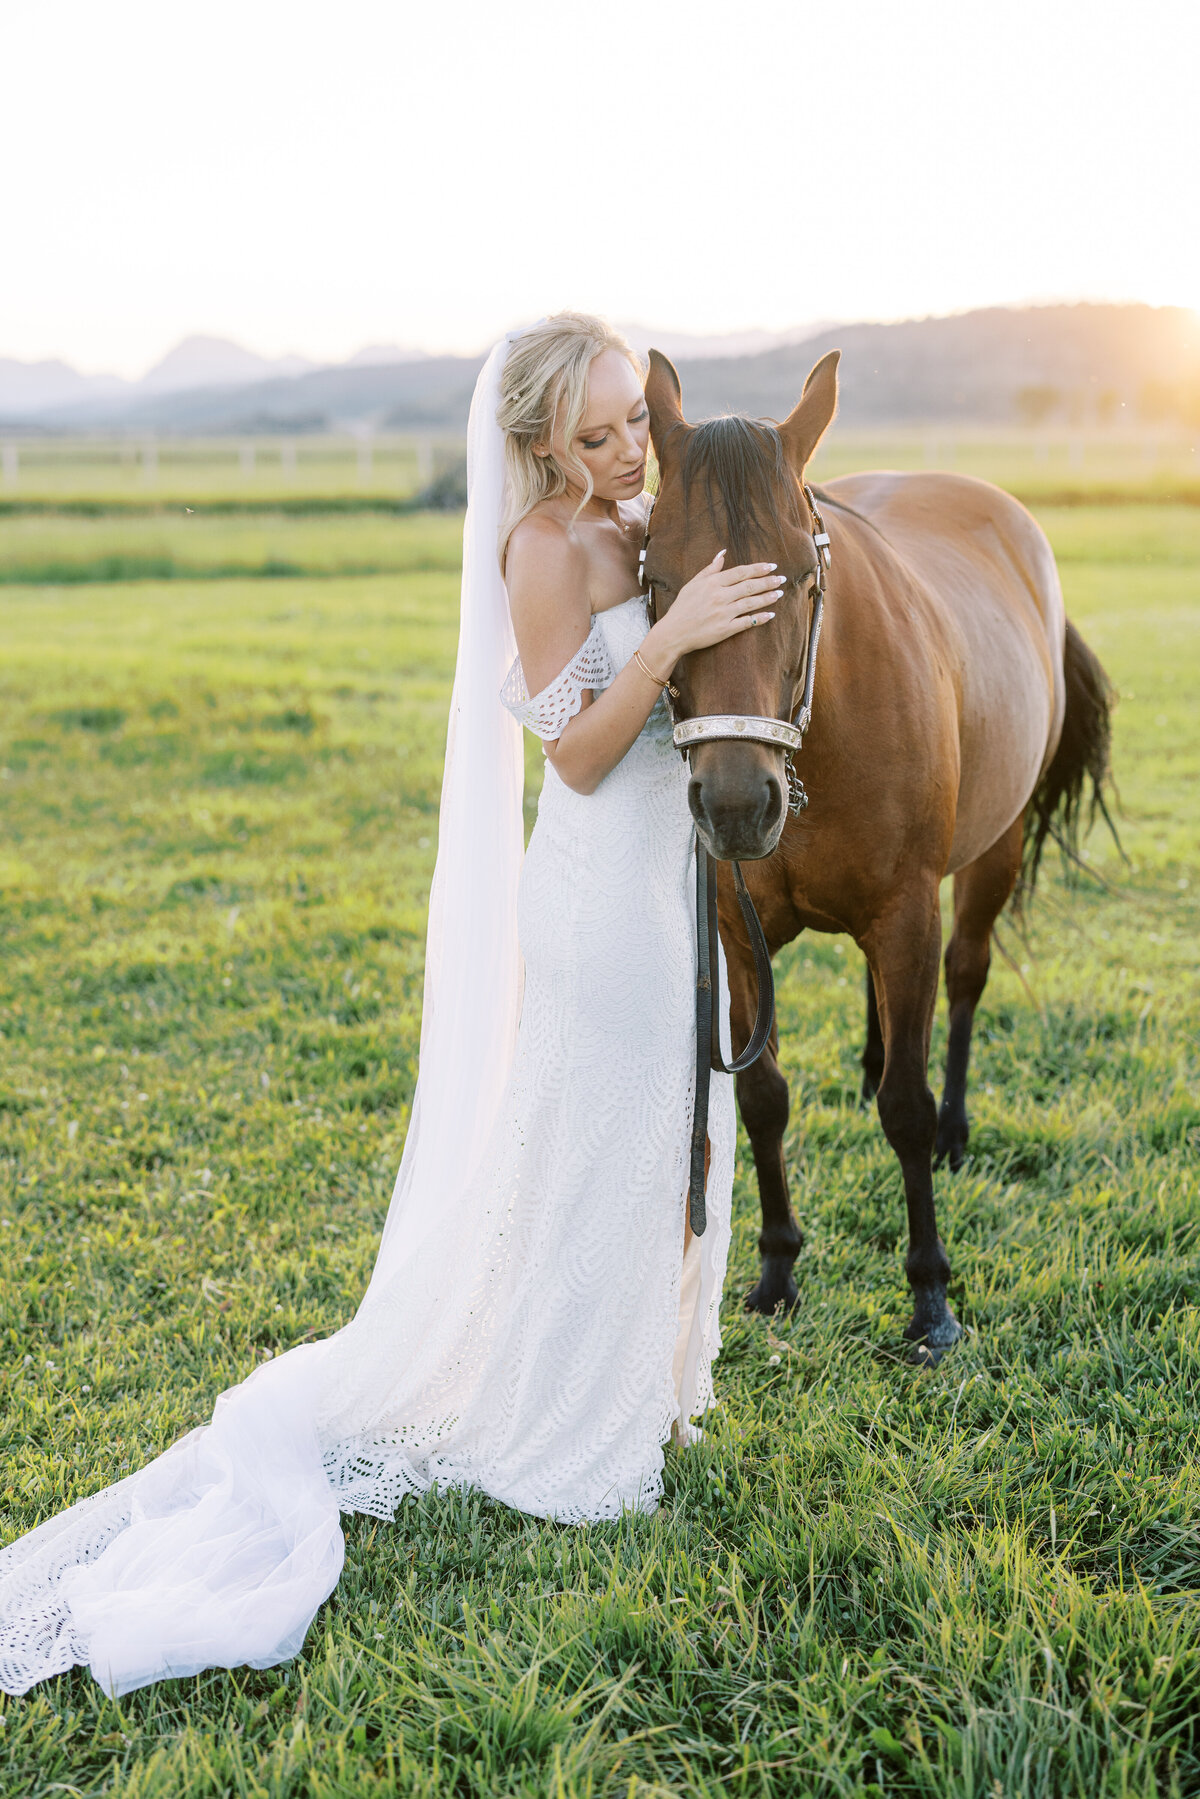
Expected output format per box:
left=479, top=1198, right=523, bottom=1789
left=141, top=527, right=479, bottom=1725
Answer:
left=640, top=483, right=831, bottom=1235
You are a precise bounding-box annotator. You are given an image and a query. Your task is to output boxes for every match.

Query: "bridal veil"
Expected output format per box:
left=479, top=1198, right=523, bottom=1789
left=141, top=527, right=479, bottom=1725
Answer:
left=0, top=332, right=535, bottom=1697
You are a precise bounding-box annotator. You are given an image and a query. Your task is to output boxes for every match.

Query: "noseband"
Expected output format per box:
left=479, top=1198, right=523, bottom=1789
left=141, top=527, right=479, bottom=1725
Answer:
left=640, top=480, right=832, bottom=1236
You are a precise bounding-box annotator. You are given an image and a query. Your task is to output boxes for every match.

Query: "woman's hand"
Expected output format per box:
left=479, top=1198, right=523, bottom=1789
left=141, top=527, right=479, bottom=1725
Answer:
left=654, top=552, right=786, bottom=658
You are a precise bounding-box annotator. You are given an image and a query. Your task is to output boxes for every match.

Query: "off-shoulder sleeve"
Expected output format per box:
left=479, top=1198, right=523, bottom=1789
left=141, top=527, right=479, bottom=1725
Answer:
left=499, top=615, right=615, bottom=742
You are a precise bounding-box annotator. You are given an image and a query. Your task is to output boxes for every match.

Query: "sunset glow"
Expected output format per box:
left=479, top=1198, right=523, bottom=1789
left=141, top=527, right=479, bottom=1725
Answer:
left=1, top=0, right=1195, bottom=373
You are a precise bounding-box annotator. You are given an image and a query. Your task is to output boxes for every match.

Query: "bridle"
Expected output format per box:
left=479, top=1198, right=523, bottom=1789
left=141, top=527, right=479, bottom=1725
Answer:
left=640, top=481, right=832, bottom=1237
left=643, top=481, right=830, bottom=819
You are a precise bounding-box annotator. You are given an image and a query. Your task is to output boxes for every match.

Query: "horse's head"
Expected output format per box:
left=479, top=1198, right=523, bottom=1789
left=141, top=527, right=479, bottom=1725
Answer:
left=643, top=347, right=841, bottom=860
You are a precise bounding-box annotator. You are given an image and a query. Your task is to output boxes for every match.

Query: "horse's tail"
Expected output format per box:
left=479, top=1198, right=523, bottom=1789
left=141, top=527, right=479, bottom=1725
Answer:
left=1015, top=618, right=1120, bottom=909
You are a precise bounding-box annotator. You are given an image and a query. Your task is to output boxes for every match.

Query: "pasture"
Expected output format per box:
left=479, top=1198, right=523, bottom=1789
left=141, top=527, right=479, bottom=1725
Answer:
left=0, top=483, right=1197, bottom=1796
left=1, top=425, right=1197, bottom=509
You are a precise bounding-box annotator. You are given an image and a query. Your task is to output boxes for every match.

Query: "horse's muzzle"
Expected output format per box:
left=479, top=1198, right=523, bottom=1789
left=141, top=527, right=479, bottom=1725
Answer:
left=687, top=745, right=788, bottom=861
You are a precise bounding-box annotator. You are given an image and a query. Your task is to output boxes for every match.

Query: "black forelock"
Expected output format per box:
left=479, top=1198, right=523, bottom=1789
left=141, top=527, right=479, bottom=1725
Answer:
left=679, top=416, right=806, bottom=569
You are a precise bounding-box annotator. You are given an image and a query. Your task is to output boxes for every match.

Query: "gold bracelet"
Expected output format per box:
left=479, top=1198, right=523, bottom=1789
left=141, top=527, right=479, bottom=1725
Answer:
left=633, top=646, right=668, bottom=688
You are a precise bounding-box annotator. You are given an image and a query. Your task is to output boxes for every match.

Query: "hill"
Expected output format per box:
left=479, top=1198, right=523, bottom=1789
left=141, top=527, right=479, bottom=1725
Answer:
left=3, top=304, right=1196, bottom=434
left=674, top=303, right=1200, bottom=427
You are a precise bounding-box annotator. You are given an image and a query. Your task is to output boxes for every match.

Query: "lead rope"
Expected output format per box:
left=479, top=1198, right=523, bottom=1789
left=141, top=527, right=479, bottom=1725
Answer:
left=686, top=844, right=778, bottom=1233
left=641, top=483, right=832, bottom=1236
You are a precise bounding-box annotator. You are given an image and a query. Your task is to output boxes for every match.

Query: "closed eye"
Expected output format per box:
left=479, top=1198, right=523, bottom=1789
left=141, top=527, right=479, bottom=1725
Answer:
left=581, top=406, right=649, bottom=452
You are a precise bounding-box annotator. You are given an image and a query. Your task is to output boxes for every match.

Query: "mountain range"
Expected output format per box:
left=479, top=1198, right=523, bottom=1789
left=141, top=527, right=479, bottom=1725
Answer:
left=0, top=323, right=828, bottom=424
left=0, top=333, right=431, bottom=417
left=1, top=305, right=1196, bottom=433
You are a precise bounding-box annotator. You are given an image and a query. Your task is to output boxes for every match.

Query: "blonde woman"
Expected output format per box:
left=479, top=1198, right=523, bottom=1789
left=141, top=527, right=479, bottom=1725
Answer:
left=0, top=314, right=786, bottom=1700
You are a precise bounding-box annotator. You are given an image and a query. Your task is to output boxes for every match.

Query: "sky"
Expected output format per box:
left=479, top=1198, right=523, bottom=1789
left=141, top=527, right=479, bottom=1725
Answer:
left=2, top=0, right=1196, bottom=377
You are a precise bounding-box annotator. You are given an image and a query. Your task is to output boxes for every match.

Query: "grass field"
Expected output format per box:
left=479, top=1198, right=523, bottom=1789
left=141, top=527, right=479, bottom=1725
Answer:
left=0, top=485, right=1198, bottom=1796
left=1, top=426, right=1197, bottom=510
left=0, top=438, right=465, bottom=507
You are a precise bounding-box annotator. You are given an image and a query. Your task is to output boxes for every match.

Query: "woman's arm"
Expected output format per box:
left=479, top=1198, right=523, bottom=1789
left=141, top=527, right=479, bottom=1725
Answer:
left=505, top=515, right=785, bottom=797
left=505, top=517, right=665, bottom=795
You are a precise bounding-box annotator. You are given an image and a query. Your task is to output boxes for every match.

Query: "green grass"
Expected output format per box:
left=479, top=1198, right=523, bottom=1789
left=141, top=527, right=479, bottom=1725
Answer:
left=1, top=426, right=1196, bottom=511
left=0, top=438, right=462, bottom=507
left=807, top=429, right=1200, bottom=506
left=0, top=513, right=465, bottom=584
left=0, top=503, right=1198, bottom=1795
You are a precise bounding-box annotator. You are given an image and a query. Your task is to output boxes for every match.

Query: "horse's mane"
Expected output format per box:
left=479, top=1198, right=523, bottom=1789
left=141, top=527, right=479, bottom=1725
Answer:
left=680, top=416, right=806, bottom=569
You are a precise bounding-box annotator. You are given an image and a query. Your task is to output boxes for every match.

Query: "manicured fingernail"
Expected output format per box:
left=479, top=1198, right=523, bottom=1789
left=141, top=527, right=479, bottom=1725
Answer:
left=765, top=562, right=777, bottom=570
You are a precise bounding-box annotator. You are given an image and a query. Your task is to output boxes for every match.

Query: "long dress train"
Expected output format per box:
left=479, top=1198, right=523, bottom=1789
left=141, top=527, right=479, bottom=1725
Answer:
left=0, top=592, right=736, bottom=1697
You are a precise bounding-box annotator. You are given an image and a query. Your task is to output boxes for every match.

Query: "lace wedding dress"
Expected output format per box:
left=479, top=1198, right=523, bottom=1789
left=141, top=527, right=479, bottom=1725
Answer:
left=0, top=591, right=736, bottom=1699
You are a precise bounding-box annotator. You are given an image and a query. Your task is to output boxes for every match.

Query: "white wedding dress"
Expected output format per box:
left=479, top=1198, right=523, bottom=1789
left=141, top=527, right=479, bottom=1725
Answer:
left=0, top=590, right=737, bottom=1698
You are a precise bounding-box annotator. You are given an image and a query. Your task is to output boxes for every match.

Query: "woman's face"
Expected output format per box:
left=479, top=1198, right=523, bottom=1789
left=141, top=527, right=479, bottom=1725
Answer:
left=544, top=347, right=650, bottom=503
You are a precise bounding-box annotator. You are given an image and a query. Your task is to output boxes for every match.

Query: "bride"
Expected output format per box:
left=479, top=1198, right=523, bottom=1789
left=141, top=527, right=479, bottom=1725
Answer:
left=0, top=312, right=787, bottom=1698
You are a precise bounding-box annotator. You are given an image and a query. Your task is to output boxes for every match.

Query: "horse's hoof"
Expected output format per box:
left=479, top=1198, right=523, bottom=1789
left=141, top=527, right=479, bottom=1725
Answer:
left=903, top=1284, right=963, bottom=1364
left=935, top=1111, right=969, bottom=1171
left=903, top=1321, right=963, bottom=1367
left=933, top=1140, right=968, bottom=1173
left=744, top=1267, right=799, bottom=1315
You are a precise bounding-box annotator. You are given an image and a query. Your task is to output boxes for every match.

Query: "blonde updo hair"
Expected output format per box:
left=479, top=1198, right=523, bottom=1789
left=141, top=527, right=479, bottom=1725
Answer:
left=496, top=311, right=644, bottom=570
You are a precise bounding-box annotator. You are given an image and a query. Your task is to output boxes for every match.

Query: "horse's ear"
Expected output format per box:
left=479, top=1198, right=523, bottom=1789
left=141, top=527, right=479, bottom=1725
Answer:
left=779, top=349, right=840, bottom=473
left=645, top=348, right=686, bottom=456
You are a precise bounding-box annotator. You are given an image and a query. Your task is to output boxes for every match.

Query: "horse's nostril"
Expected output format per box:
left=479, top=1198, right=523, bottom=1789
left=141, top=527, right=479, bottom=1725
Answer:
left=688, top=773, right=786, bottom=857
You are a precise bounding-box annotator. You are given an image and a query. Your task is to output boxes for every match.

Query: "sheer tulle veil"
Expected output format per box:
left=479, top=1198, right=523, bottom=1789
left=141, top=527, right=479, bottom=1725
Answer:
left=0, top=330, right=539, bottom=1698
left=374, top=327, right=528, bottom=1269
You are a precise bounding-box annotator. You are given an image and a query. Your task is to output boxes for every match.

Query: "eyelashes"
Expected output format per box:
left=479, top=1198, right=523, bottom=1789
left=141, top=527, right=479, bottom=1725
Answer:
left=581, top=408, right=649, bottom=451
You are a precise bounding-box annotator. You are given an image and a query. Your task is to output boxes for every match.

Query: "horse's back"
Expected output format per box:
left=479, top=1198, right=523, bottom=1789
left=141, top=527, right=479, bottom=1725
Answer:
left=823, top=471, right=1067, bottom=871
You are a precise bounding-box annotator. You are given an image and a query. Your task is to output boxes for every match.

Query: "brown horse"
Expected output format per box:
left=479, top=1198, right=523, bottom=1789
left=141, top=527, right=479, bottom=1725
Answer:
left=644, top=349, right=1113, bottom=1360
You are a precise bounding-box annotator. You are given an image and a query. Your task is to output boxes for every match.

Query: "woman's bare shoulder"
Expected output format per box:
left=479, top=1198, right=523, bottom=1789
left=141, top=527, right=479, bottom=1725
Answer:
left=507, top=499, right=578, bottom=554
left=505, top=507, right=589, bottom=617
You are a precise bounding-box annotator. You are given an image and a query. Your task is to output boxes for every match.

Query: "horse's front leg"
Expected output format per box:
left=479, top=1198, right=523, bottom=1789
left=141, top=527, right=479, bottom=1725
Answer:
left=738, top=1021, right=803, bottom=1314
left=862, top=889, right=963, bottom=1361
